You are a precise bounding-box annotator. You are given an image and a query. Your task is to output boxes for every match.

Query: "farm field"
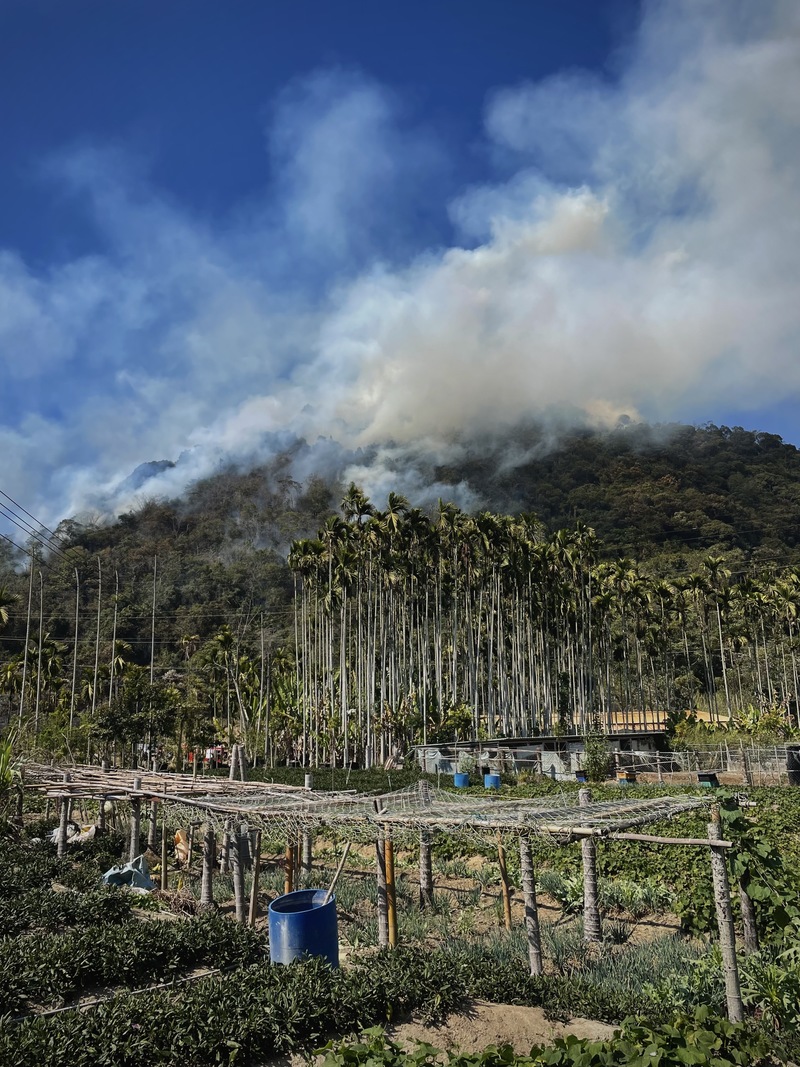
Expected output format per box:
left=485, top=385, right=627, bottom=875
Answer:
left=1, top=773, right=799, bottom=1066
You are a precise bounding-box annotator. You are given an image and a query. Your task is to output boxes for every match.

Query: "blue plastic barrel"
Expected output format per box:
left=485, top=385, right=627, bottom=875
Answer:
left=453, top=772, right=470, bottom=788
left=268, top=889, right=339, bottom=967
left=484, top=773, right=501, bottom=789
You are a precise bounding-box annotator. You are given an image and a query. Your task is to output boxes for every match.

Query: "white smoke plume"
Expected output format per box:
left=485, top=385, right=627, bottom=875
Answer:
left=1, top=0, right=799, bottom=528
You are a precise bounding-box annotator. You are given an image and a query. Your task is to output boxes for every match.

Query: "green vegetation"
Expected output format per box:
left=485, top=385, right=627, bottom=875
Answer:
left=1, top=778, right=800, bottom=1064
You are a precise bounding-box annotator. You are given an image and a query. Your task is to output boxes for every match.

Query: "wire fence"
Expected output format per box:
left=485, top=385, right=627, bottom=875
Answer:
left=417, top=741, right=799, bottom=787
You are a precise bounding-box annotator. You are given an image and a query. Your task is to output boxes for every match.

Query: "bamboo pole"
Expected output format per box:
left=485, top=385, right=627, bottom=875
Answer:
left=384, top=834, right=398, bottom=947
left=519, top=835, right=543, bottom=975
left=248, top=830, right=262, bottom=926
left=709, top=817, right=744, bottom=1022
left=497, top=837, right=513, bottom=932
left=419, top=829, right=434, bottom=908
left=200, top=827, right=215, bottom=911
left=579, top=788, right=601, bottom=942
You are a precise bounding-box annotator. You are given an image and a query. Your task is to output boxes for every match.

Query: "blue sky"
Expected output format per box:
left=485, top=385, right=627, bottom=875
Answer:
left=1, top=0, right=799, bottom=528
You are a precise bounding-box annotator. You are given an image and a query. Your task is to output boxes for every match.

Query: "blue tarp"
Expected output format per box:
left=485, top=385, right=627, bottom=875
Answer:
left=102, top=854, right=156, bottom=891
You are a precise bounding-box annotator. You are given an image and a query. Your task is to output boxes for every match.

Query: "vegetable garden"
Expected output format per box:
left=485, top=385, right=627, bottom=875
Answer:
left=0, top=764, right=798, bottom=1066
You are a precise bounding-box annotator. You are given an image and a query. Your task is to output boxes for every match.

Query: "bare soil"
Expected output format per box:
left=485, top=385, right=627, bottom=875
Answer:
left=389, top=999, right=616, bottom=1052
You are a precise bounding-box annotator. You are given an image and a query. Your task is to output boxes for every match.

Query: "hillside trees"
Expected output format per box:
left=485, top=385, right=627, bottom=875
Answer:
left=3, top=423, right=800, bottom=763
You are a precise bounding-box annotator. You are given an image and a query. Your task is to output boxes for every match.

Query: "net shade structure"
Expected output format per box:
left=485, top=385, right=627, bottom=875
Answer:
left=22, top=763, right=748, bottom=1022
left=23, top=764, right=709, bottom=847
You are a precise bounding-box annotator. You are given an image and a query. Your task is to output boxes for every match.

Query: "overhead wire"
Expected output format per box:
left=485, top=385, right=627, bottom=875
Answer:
left=0, top=504, right=72, bottom=564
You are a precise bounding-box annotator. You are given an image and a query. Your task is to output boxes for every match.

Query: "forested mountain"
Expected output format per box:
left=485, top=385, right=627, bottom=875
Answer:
left=2, top=420, right=800, bottom=764
left=432, top=421, right=800, bottom=563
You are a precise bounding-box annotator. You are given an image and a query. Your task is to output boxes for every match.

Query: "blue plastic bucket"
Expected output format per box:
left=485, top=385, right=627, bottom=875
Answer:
left=268, top=889, right=339, bottom=967
left=453, top=772, right=470, bottom=788
left=484, top=773, right=501, bottom=789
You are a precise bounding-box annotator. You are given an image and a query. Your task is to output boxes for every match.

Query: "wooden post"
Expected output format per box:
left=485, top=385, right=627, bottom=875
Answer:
left=742, top=744, right=753, bottom=786
left=187, top=823, right=195, bottom=869
left=579, top=788, right=602, bottom=942
left=238, top=744, right=248, bottom=782
left=200, top=827, right=215, bottom=910
left=497, top=837, right=513, bottom=932
left=220, top=819, right=231, bottom=874
left=14, top=778, right=24, bottom=829
left=160, top=805, right=169, bottom=891
left=249, top=829, right=262, bottom=926
left=376, top=827, right=389, bottom=948
left=57, top=793, right=70, bottom=859
left=301, top=830, right=313, bottom=885
left=284, top=840, right=295, bottom=895
left=239, top=827, right=252, bottom=871
left=97, top=795, right=106, bottom=833
left=129, top=777, right=142, bottom=862
left=739, top=879, right=760, bottom=954
left=228, top=745, right=239, bottom=782
left=520, top=835, right=543, bottom=975
left=419, top=829, right=434, bottom=908
left=385, top=834, right=398, bottom=947
left=709, top=817, right=744, bottom=1022
left=231, top=828, right=247, bottom=923
left=147, top=799, right=157, bottom=850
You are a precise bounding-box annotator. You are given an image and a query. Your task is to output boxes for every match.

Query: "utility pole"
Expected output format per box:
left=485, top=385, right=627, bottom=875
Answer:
left=69, top=568, right=79, bottom=730
left=92, top=558, right=102, bottom=717
left=18, top=544, right=35, bottom=724
left=108, top=570, right=119, bottom=704
left=150, top=555, right=157, bottom=683
left=34, top=569, right=43, bottom=734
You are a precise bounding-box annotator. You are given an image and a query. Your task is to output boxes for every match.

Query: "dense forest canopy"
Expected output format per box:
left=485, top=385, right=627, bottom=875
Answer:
left=1, top=420, right=800, bottom=765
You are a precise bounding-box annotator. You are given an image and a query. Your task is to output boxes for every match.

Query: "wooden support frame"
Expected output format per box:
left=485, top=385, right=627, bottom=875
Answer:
left=419, top=829, right=434, bottom=909
left=375, top=827, right=389, bottom=948
left=231, top=828, right=247, bottom=923
left=385, top=834, right=398, bottom=947
left=284, top=840, right=295, bottom=896
left=579, top=788, right=602, bottom=942
left=497, top=837, right=513, bottom=932
left=160, top=805, right=169, bottom=892
left=249, top=829, right=262, bottom=926
left=519, top=835, right=543, bottom=975
left=709, top=818, right=744, bottom=1022
left=200, top=827, right=215, bottom=911
left=128, top=777, right=142, bottom=863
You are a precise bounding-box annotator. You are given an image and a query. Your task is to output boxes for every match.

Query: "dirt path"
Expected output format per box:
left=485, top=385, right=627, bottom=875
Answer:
left=387, top=999, right=616, bottom=1054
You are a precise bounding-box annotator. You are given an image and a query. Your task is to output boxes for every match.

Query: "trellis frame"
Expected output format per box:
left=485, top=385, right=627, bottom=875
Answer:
left=23, top=764, right=744, bottom=1021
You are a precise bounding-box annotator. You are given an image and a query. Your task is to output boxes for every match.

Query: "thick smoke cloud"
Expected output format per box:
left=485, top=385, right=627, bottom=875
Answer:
left=1, top=0, right=799, bottom=529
